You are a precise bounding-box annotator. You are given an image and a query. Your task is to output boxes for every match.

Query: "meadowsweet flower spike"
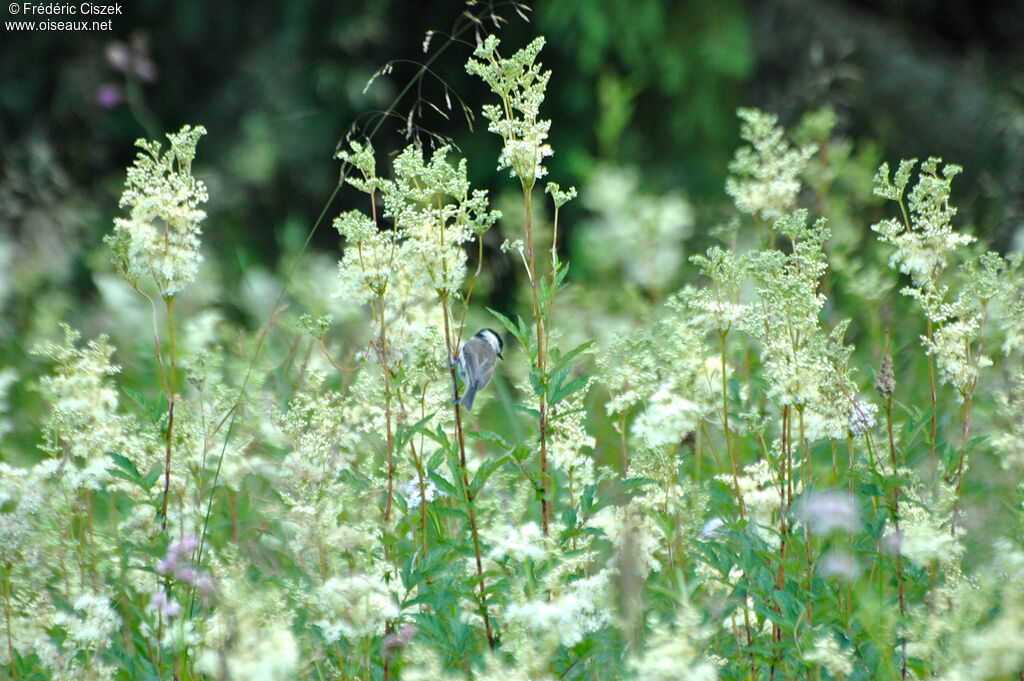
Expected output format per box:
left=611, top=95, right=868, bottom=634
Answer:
left=726, top=108, right=816, bottom=220
left=106, top=124, right=208, bottom=297
left=545, top=181, right=577, bottom=207
left=871, top=156, right=974, bottom=287
left=466, top=35, right=553, bottom=187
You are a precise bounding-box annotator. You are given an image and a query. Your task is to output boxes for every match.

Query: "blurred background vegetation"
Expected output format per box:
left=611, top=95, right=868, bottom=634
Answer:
left=2, top=0, right=1023, bottom=462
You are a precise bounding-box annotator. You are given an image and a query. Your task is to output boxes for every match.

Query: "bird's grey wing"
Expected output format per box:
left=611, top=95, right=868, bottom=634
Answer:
left=461, top=339, right=482, bottom=381
left=458, top=339, right=495, bottom=411
left=472, top=355, right=496, bottom=392
left=456, top=339, right=482, bottom=408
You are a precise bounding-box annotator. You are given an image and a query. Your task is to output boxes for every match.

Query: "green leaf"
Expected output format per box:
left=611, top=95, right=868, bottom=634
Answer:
left=529, top=371, right=545, bottom=396
left=142, top=466, right=162, bottom=490
left=396, top=413, right=437, bottom=451
left=108, top=451, right=141, bottom=478
left=510, top=443, right=532, bottom=463
left=551, top=374, right=589, bottom=405
left=123, top=387, right=167, bottom=425
left=470, top=455, right=509, bottom=496
left=486, top=307, right=529, bottom=348
left=466, top=429, right=511, bottom=450
left=429, top=471, right=459, bottom=499
left=513, top=403, right=541, bottom=419
left=550, top=340, right=595, bottom=373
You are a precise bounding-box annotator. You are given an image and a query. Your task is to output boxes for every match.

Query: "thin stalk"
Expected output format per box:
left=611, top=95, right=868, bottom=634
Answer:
left=925, top=318, right=938, bottom=485
left=442, top=298, right=495, bottom=649
left=950, top=387, right=975, bottom=535
left=799, top=406, right=812, bottom=625
left=2, top=565, right=16, bottom=680
left=771, top=405, right=791, bottom=681
left=521, top=184, right=551, bottom=535
left=376, top=290, right=396, bottom=524
left=160, top=295, right=177, bottom=530
left=846, top=434, right=855, bottom=623
left=720, top=329, right=746, bottom=519
left=397, top=389, right=429, bottom=559
left=885, top=390, right=907, bottom=679
left=618, top=410, right=630, bottom=475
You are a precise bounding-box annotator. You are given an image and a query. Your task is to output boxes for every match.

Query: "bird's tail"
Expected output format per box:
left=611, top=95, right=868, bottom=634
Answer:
left=459, top=383, right=478, bottom=412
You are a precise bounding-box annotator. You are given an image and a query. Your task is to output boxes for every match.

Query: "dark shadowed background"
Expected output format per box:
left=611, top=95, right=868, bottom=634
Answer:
left=2, top=0, right=1023, bottom=352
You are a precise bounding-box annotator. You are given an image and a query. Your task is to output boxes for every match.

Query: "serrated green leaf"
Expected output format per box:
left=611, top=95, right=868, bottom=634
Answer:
left=107, top=451, right=141, bottom=479
left=513, top=403, right=541, bottom=418
left=486, top=307, right=527, bottom=346
left=465, top=429, right=511, bottom=450
left=470, top=455, right=508, bottom=496
left=551, top=374, right=589, bottom=405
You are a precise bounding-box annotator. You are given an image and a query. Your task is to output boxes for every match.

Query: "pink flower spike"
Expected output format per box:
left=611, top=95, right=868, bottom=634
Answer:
left=195, top=575, right=215, bottom=596
left=174, top=566, right=199, bottom=585
left=149, top=590, right=168, bottom=611
left=172, top=535, right=199, bottom=557
left=94, top=83, right=122, bottom=109
left=155, top=555, right=177, bottom=575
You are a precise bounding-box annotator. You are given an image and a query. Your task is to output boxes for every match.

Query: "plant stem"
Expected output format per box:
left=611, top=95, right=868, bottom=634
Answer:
left=884, top=390, right=907, bottom=679
left=925, top=318, right=938, bottom=487
left=2, top=565, right=16, bottom=680
left=521, top=184, right=551, bottom=535
left=799, top=406, right=812, bottom=625
left=160, top=295, right=177, bottom=530
left=377, top=291, right=396, bottom=524
left=720, top=330, right=746, bottom=519
left=442, top=298, right=495, bottom=649
left=951, top=387, right=975, bottom=535
left=771, top=405, right=791, bottom=681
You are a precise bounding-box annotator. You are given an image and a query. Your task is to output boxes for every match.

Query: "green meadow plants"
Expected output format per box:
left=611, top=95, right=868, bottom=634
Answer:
left=3, top=28, right=1024, bottom=681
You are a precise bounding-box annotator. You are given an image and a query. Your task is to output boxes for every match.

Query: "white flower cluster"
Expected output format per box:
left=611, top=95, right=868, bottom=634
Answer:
left=726, top=108, right=816, bottom=221
left=923, top=313, right=991, bottom=394
left=628, top=606, right=717, bottom=681
left=486, top=520, right=547, bottom=563
left=466, top=35, right=553, bottom=187
left=743, top=212, right=861, bottom=441
left=895, top=476, right=964, bottom=568
left=685, top=246, right=749, bottom=333
left=601, top=310, right=715, bottom=456
left=579, top=165, right=694, bottom=292
left=847, top=399, right=878, bottom=435
left=313, top=573, right=400, bottom=641
left=803, top=632, right=855, bottom=677
left=106, top=124, right=208, bottom=297
left=335, top=142, right=500, bottom=306
left=194, top=563, right=300, bottom=681
left=872, top=157, right=974, bottom=287
left=31, top=325, right=145, bottom=491
left=993, top=372, right=1024, bottom=472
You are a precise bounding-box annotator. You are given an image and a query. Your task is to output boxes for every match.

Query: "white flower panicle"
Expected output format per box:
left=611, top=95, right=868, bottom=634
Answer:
left=579, top=165, right=694, bottom=292
left=803, top=633, right=855, bottom=677
left=466, top=35, right=553, bottom=187
left=314, top=574, right=400, bottom=641
left=726, top=108, right=816, bottom=221
left=628, top=606, right=717, bottom=681
left=335, top=141, right=500, bottom=305
left=872, top=157, right=974, bottom=287
left=106, top=124, right=208, bottom=297
left=796, top=489, right=861, bottom=535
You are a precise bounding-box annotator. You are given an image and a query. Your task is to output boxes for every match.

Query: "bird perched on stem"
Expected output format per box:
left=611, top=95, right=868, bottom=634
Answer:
left=454, top=328, right=503, bottom=411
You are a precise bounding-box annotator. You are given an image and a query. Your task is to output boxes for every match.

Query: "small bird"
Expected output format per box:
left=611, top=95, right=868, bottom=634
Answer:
left=455, top=328, right=503, bottom=411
